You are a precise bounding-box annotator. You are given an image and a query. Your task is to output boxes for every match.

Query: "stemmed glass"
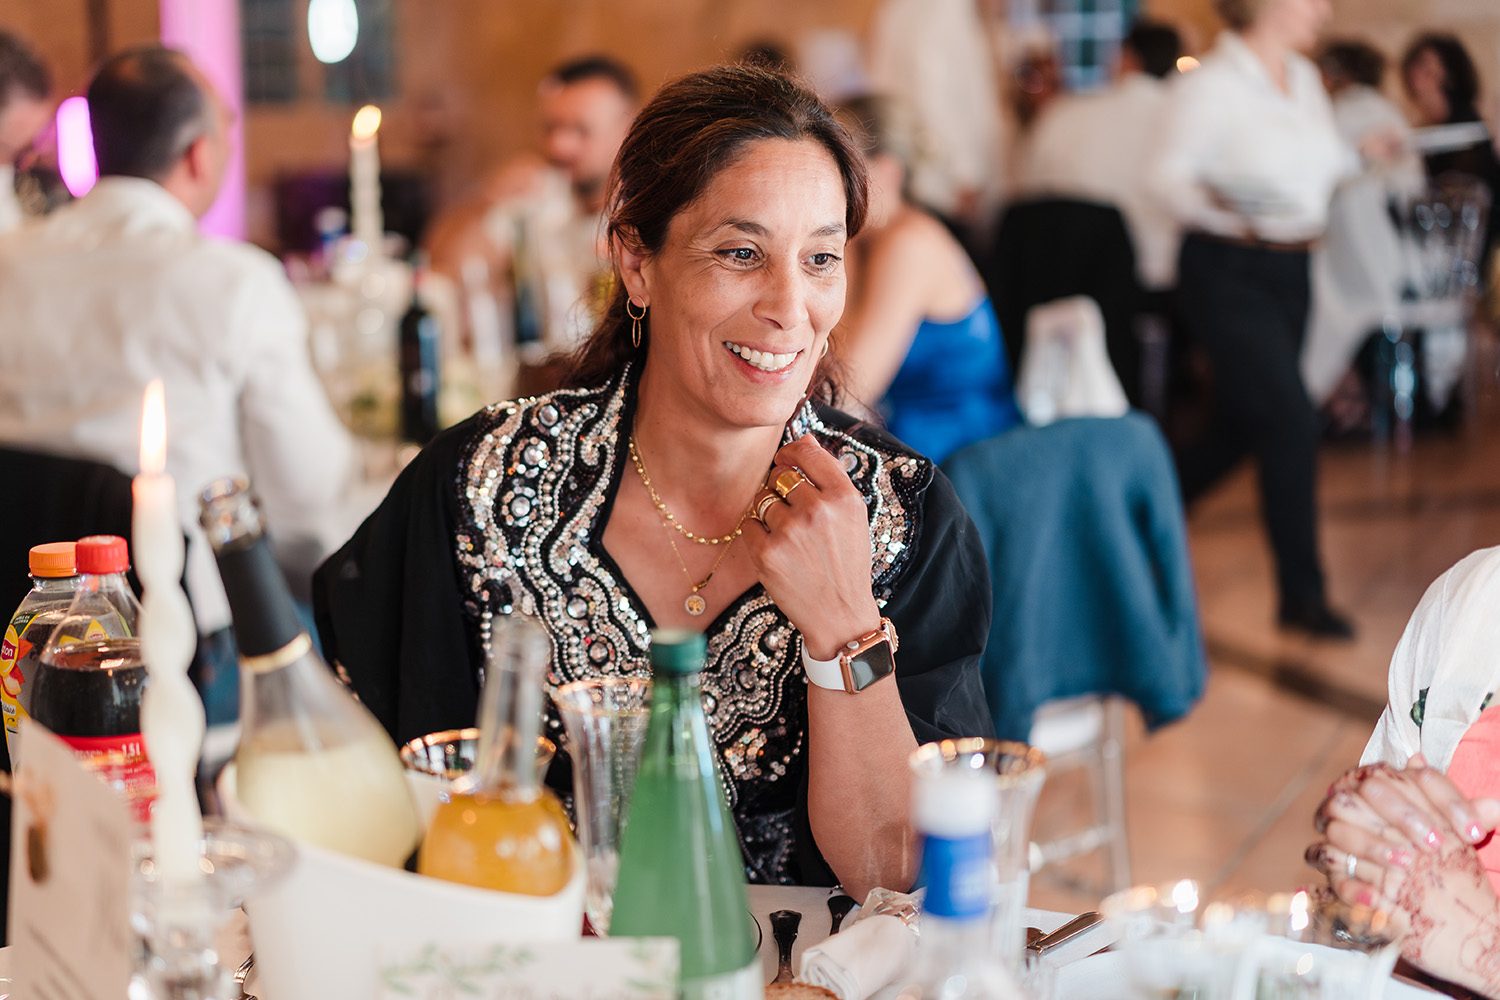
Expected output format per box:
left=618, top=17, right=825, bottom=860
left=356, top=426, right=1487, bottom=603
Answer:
left=129, top=820, right=293, bottom=999
left=552, top=676, right=652, bottom=935
left=909, top=737, right=1047, bottom=976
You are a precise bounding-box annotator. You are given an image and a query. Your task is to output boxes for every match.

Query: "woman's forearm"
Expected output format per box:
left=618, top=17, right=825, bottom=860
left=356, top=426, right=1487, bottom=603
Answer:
left=805, top=679, right=920, bottom=901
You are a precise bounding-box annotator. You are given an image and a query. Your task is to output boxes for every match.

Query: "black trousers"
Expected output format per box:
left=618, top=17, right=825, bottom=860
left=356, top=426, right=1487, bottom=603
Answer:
left=1176, top=234, right=1327, bottom=609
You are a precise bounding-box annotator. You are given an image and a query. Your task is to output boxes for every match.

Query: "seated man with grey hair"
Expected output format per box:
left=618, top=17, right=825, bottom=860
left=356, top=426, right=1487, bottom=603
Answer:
left=0, top=46, right=355, bottom=717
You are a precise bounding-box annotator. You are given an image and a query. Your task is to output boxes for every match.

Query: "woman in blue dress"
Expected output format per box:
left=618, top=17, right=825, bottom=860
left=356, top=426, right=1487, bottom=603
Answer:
left=835, top=96, right=1021, bottom=463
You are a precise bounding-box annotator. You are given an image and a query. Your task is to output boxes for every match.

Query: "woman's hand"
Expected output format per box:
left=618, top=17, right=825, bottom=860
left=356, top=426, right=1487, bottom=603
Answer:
left=742, top=434, right=882, bottom=659
left=1306, top=757, right=1500, bottom=995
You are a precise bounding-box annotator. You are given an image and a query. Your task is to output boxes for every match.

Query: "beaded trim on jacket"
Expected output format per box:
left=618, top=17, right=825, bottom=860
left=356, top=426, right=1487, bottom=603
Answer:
left=452, top=365, right=932, bottom=882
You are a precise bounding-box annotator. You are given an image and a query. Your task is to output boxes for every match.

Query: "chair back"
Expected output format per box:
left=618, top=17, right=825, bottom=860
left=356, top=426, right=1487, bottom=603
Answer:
left=0, top=448, right=134, bottom=617
left=941, top=414, right=1205, bottom=741
left=991, top=198, right=1144, bottom=401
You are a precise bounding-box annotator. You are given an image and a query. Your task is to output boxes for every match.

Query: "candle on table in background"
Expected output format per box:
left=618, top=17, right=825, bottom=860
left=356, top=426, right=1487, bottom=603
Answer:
left=133, top=379, right=205, bottom=883
left=349, top=104, right=384, bottom=253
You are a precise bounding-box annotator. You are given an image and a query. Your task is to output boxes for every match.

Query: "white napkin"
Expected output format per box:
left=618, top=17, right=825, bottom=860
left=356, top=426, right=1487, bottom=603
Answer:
left=797, top=914, right=915, bottom=1000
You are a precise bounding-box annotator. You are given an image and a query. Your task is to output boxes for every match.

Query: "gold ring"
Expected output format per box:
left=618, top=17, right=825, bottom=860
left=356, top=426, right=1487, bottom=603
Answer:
left=772, top=468, right=809, bottom=500
left=751, top=490, right=783, bottom=526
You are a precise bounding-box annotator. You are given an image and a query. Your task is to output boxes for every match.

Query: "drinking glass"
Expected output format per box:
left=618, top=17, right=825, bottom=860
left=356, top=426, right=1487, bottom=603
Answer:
left=1228, top=891, right=1399, bottom=1000
left=399, top=727, right=557, bottom=782
left=909, top=737, right=1047, bottom=976
left=552, top=676, right=652, bottom=935
left=1104, top=879, right=1244, bottom=1000
left=130, top=820, right=293, bottom=999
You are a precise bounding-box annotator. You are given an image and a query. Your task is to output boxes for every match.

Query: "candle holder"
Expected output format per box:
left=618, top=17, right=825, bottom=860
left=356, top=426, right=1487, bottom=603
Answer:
left=130, top=820, right=292, bottom=1000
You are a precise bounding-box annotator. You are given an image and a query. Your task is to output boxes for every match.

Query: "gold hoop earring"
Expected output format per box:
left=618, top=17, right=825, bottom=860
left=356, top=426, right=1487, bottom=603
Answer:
left=626, top=298, right=647, bottom=349
left=820, top=340, right=830, bottom=359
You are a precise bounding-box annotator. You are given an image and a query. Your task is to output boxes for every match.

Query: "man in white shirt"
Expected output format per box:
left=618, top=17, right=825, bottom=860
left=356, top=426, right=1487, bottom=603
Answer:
left=869, top=0, right=1005, bottom=239
left=1018, top=21, right=1184, bottom=292
left=0, top=31, right=53, bottom=234
left=0, top=46, right=355, bottom=643
left=429, top=56, right=638, bottom=355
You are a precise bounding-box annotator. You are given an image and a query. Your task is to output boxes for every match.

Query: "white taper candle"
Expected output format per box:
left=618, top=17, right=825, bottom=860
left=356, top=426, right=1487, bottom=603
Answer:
left=133, top=379, right=206, bottom=884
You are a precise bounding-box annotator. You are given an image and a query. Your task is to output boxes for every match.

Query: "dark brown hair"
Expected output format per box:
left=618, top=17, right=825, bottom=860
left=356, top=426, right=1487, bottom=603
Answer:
left=564, top=64, right=868, bottom=401
left=0, top=30, right=50, bottom=107
left=1402, top=33, right=1482, bottom=125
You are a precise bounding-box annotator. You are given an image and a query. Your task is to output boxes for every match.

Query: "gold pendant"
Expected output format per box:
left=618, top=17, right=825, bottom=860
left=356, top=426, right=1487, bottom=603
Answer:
left=684, top=593, right=707, bottom=616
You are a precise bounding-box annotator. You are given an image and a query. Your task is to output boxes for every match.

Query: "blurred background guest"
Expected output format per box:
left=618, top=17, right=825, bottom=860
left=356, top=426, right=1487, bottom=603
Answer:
left=0, top=29, right=52, bottom=233
left=0, top=46, right=354, bottom=654
left=835, top=96, right=1021, bottom=463
left=1401, top=32, right=1500, bottom=266
left=1018, top=19, right=1185, bottom=296
left=1009, top=41, right=1065, bottom=135
left=1150, top=0, right=1362, bottom=640
left=868, top=0, right=1005, bottom=261
left=426, top=55, right=638, bottom=356
left=1302, top=40, right=1423, bottom=413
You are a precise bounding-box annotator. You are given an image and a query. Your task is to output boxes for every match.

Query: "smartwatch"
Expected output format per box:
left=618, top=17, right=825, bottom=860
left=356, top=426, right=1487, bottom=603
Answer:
left=800, top=618, right=899, bottom=694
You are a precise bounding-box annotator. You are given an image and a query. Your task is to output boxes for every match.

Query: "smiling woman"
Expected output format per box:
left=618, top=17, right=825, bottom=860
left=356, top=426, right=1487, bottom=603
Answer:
left=313, top=65, right=995, bottom=900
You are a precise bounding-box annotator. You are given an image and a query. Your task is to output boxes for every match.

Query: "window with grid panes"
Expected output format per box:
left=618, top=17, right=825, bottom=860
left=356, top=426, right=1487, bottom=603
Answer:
left=323, top=0, right=397, bottom=103
left=242, top=0, right=298, bottom=104
left=1040, top=0, right=1139, bottom=91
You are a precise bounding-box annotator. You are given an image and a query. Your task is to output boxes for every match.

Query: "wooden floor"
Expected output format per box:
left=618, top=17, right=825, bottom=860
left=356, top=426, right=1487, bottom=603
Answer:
left=1029, top=336, right=1500, bottom=914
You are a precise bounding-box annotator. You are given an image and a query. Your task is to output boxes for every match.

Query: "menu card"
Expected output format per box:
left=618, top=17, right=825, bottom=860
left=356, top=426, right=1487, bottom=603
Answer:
left=375, top=938, right=679, bottom=999
left=9, top=721, right=134, bottom=999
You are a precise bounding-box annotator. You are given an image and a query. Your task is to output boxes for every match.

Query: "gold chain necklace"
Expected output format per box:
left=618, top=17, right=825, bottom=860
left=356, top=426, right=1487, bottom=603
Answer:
left=661, top=520, right=735, bottom=617
left=627, top=434, right=751, bottom=616
left=628, top=436, right=748, bottom=546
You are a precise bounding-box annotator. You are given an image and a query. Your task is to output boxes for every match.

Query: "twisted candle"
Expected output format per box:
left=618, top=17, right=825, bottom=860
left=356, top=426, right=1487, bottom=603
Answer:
left=134, top=379, right=206, bottom=884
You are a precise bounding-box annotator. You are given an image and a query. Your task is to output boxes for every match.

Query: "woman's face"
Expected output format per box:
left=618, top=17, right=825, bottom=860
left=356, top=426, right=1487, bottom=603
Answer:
left=624, top=137, right=850, bottom=432
left=1258, top=0, right=1331, bottom=53
left=1404, top=47, right=1450, bottom=125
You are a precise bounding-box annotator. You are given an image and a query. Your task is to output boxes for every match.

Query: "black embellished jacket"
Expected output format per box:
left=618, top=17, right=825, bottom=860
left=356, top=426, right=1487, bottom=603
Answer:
left=314, top=366, right=994, bottom=885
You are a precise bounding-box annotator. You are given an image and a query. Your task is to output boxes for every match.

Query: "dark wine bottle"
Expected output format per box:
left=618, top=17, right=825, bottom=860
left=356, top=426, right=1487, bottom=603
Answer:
left=399, top=263, right=441, bottom=445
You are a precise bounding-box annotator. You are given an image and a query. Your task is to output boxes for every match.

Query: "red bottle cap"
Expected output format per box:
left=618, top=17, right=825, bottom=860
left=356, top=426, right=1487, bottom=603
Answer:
left=75, top=535, right=130, bottom=575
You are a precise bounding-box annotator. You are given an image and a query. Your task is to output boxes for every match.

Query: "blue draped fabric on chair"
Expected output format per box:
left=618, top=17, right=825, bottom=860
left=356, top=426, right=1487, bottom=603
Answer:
left=941, top=413, right=1207, bottom=741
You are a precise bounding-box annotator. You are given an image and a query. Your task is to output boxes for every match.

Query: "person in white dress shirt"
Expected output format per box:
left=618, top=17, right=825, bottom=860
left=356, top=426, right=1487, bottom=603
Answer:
left=868, top=0, right=1005, bottom=244
left=1018, top=20, right=1184, bottom=292
left=0, top=31, right=53, bottom=234
left=0, top=47, right=354, bottom=655
left=428, top=56, right=638, bottom=356
left=1149, top=0, right=1364, bottom=639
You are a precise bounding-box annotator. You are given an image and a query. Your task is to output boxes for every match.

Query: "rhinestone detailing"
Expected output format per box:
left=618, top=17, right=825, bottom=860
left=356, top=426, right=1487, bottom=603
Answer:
left=450, top=365, right=933, bottom=882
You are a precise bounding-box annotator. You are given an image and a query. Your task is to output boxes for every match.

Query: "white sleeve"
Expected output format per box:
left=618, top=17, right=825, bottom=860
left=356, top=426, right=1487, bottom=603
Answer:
left=235, top=262, right=357, bottom=549
left=1146, top=73, right=1244, bottom=234
left=1361, top=564, right=1453, bottom=766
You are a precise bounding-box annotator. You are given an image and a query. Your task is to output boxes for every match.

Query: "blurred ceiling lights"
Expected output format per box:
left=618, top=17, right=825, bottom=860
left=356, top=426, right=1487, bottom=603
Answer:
left=308, top=0, right=360, bottom=64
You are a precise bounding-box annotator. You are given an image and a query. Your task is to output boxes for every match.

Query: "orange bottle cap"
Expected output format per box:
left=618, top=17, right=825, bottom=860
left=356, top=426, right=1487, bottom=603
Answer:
left=28, top=542, right=77, bottom=578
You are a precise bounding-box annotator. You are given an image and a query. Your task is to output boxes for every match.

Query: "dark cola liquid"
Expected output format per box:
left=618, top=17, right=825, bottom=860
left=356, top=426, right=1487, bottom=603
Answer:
left=29, top=637, right=147, bottom=738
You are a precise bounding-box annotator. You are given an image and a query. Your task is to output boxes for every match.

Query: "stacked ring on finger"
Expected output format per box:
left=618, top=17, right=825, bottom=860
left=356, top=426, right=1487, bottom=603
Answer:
left=1345, top=851, right=1360, bottom=879
left=751, top=489, right=783, bottom=527
left=772, top=467, right=809, bottom=500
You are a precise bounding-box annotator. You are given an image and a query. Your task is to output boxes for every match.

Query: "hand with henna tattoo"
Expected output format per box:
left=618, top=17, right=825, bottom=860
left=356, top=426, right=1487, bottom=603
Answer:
left=1305, top=757, right=1500, bottom=997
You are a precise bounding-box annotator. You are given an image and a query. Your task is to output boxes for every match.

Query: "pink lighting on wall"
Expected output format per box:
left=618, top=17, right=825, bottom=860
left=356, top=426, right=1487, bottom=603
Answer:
left=56, top=97, right=98, bottom=198
left=159, top=0, right=245, bottom=239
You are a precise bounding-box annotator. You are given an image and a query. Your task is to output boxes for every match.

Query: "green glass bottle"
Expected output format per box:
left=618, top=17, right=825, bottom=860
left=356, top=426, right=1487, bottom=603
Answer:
left=610, top=630, right=761, bottom=1000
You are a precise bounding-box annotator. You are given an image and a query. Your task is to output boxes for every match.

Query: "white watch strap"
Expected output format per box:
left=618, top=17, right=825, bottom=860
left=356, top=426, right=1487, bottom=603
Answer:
left=799, top=636, right=848, bottom=691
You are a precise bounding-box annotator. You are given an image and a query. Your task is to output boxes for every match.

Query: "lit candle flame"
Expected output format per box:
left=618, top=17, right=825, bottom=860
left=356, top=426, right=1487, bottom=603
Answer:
left=351, top=104, right=382, bottom=142
left=140, top=379, right=166, bottom=476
